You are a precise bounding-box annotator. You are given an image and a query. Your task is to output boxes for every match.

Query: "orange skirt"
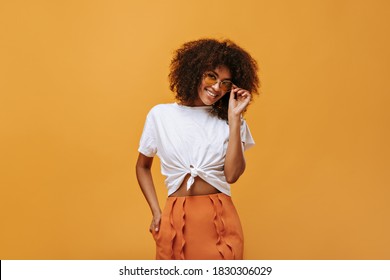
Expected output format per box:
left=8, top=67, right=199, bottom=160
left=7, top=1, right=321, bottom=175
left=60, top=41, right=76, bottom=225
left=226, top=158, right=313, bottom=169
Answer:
left=151, top=193, right=244, bottom=260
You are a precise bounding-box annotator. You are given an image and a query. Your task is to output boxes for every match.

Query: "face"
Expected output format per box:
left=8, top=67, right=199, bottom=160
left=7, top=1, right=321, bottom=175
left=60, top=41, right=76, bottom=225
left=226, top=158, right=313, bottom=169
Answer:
left=194, top=65, right=232, bottom=106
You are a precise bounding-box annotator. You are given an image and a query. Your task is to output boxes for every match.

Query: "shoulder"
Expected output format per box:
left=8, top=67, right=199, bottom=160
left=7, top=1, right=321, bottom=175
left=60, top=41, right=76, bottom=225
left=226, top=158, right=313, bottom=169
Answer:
left=146, top=103, right=177, bottom=117
left=149, top=103, right=177, bottom=114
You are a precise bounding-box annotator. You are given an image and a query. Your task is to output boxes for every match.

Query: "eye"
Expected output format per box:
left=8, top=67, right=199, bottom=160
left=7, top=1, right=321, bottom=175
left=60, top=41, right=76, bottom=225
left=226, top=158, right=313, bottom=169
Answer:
left=221, top=80, right=233, bottom=87
left=221, top=80, right=233, bottom=91
left=205, top=72, right=217, bottom=81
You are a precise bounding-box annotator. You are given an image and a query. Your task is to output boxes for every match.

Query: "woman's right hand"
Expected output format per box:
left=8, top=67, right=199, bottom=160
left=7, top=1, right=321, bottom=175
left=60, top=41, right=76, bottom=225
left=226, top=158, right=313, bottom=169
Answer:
left=136, top=153, right=162, bottom=234
left=149, top=212, right=161, bottom=233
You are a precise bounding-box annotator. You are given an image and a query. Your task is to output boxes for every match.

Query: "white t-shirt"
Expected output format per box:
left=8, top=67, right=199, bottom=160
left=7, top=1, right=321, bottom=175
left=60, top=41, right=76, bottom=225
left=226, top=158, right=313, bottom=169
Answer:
left=138, top=103, right=255, bottom=196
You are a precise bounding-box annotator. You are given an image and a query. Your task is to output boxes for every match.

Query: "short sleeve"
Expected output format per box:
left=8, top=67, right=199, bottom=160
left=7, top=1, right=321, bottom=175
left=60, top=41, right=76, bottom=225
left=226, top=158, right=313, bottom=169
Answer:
left=240, top=119, right=255, bottom=151
left=138, top=110, right=157, bottom=157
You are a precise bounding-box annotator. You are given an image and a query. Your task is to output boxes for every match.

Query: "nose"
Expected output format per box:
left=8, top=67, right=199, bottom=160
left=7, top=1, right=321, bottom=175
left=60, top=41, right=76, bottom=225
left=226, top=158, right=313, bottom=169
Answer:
left=211, top=81, right=221, bottom=91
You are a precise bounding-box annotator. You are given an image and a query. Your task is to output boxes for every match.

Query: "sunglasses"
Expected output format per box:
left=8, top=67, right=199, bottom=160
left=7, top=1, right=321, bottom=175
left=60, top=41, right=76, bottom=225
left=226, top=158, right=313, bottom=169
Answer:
left=203, top=72, right=233, bottom=93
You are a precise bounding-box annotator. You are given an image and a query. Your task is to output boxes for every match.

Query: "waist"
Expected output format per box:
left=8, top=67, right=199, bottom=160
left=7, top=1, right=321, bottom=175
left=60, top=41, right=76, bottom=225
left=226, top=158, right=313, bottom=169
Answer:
left=169, top=174, right=221, bottom=197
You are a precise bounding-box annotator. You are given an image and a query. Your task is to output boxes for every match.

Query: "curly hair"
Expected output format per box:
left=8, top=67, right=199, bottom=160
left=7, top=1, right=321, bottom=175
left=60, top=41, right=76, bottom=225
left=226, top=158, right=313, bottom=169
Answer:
left=169, top=38, right=260, bottom=120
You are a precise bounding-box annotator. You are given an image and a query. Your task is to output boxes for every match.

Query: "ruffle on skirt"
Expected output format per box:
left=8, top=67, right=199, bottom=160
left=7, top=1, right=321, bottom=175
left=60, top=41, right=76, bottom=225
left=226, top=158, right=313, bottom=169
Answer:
left=151, top=193, right=244, bottom=260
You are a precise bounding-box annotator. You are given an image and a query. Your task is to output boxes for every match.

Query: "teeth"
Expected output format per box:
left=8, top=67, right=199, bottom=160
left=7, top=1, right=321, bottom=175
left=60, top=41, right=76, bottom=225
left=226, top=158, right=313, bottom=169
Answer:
left=206, top=89, right=216, bottom=97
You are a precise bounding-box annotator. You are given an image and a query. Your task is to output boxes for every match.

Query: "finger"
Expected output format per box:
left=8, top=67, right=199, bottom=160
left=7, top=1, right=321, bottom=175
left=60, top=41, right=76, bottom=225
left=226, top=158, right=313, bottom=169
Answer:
left=229, top=87, right=236, bottom=101
left=230, top=86, right=243, bottom=101
left=150, top=224, right=158, bottom=232
left=150, top=218, right=157, bottom=232
left=235, top=89, right=249, bottom=95
left=154, top=218, right=160, bottom=232
left=236, top=91, right=251, bottom=100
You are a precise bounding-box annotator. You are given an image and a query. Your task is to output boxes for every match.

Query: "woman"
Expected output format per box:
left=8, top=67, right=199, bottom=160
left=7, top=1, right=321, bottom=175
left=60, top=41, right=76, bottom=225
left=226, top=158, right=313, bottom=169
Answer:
left=136, top=38, right=259, bottom=260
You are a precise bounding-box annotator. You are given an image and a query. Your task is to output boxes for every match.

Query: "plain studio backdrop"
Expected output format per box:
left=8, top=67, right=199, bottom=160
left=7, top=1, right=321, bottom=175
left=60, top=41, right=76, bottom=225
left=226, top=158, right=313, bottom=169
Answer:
left=0, top=0, right=389, bottom=259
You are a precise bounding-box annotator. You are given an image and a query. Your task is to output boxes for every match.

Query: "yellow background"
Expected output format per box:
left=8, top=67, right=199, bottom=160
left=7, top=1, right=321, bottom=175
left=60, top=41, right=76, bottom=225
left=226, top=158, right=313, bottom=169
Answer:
left=1, top=0, right=389, bottom=259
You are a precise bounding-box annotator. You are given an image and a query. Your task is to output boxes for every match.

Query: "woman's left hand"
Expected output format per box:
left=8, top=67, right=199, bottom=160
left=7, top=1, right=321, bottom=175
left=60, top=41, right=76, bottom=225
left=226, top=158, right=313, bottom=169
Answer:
left=228, top=86, right=251, bottom=119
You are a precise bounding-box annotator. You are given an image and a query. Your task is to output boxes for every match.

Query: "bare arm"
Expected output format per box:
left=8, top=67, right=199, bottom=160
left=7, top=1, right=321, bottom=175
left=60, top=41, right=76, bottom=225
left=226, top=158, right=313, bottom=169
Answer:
left=135, top=153, right=161, bottom=232
left=224, top=87, right=251, bottom=183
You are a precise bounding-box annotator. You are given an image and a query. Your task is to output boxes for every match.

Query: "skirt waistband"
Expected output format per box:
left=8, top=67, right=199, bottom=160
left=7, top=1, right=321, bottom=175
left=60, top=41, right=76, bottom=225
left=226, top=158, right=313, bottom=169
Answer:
left=167, top=192, right=231, bottom=200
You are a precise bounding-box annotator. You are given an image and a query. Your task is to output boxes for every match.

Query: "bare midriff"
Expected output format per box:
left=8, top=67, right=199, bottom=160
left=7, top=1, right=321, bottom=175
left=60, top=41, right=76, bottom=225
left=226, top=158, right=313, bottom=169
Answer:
left=169, top=174, right=221, bottom=197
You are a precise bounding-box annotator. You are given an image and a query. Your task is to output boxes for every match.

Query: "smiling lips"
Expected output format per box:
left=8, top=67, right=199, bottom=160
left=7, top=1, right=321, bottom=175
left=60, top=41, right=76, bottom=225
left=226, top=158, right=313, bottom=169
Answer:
left=206, top=89, right=217, bottom=98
